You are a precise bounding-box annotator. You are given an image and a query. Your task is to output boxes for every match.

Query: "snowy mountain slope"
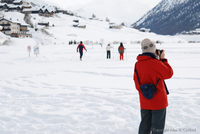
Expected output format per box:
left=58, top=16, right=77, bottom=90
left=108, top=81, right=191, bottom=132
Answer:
left=1, top=10, right=186, bottom=47
left=74, top=0, right=151, bottom=25
left=133, top=0, right=200, bottom=35
left=29, top=13, right=189, bottom=45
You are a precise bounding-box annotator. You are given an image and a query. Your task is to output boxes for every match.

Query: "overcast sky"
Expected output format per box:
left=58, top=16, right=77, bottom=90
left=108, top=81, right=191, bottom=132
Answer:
left=45, top=0, right=162, bottom=9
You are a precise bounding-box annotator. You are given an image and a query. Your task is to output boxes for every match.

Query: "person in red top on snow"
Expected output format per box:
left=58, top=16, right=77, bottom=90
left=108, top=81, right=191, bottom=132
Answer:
left=118, top=42, right=125, bottom=60
left=77, top=41, right=87, bottom=61
left=133, top=38, right=173, bottom=134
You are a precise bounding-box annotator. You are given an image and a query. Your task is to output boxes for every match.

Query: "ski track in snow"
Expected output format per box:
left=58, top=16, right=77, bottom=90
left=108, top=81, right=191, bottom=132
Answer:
left=0, top=43, right=200, bottom=134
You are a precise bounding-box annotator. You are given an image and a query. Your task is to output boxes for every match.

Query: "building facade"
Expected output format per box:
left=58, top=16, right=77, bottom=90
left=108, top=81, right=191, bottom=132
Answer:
left=0, top=18, right=32, bottom=38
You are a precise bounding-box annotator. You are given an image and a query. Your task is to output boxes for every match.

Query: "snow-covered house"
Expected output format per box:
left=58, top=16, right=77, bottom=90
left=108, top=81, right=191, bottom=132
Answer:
left=140, top=28, right=151, bottom=33
left=1, top=0, right=14, bottom=4
left=0, top=3, right=23, bottom=12
left=109, top=23, right=122, bottom=29
left=7, top=4, right=22, bottom=12
left=21, top=5, right=31, bottom=10
left=38, top=22, right=49, bottom=27
left=22, top=7, right=42, bottom=14
left=0, top=18, right=32, bottom=38
left=41, top=6, right=55, bottom=17
left=189, top=29, right=200, bottom=35
left=13, top=0, right=22, bottom=5
left=0, top=3, right=8, bottom=11
left=22, top=6, right=55, bottom=17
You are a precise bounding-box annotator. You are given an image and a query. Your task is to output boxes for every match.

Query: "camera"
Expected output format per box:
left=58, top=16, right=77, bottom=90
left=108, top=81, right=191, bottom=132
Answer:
left=156, top=49, right=163, bottom=56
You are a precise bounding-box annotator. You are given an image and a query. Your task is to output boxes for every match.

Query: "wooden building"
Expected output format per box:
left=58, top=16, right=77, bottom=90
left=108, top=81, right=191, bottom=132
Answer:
left=0, top=18, right=31, bottom=38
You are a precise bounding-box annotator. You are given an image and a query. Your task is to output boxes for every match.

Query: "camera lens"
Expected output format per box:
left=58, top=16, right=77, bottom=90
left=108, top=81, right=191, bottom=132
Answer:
left=160, top=50, right=163, bottom=55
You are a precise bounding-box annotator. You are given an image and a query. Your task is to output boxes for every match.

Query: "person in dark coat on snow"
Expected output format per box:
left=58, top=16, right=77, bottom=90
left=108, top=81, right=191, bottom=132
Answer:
left=77, top=41, right=87, bottom=61
left=133, top=38, right=173, bottom=134
left=118, top=42, right=125, bottom=60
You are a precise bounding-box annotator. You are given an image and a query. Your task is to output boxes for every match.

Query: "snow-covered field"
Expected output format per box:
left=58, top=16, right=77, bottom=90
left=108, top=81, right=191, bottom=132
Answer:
left=0, top=40, right=200, bottom=133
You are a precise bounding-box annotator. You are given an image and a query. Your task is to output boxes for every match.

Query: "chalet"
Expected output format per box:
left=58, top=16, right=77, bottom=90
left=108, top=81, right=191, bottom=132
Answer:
left=38, top=8, right=43, bottom=16
left=22, top=6, right=55, bottom=17
left=7, top=4, right=22, bottom=12
left=78, top=24, right=86, bottom=29
left=72, top=23, right=86, bottom=29
left=38, top=22, right=49, bottom=27
left=55, top=9, right=65, bottom=14
left=43, top=9, right=50, bottom=17
left=0, top=18, right=31, bottom=38
left=189, top=29, right=200, bottom=35
left=0, top=3, right=9, bottom=11
left=1, top=0, right=14, bottom=4
left=22, top=7, right=41, bottom=14
left=21, top=5, right=31, bottom=10
left=140, top=28, right=151, bottom=33
left=13, top=0, right=22, bottom=5
left=109, top=23, right=122, bottom=29
left=42, top=6, right=55, bottom=17
left=73, top=20, right=79, bottom=23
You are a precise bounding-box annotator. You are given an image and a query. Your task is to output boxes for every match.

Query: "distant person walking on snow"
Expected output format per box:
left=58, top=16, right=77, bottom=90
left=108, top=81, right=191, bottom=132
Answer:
left=106, top=44, right=112, bottom=59
left=133, top=38, right=173, bottom=134
left=118, top=42, right=125, bottom=60
left=77, top=41, right=87, bottom=61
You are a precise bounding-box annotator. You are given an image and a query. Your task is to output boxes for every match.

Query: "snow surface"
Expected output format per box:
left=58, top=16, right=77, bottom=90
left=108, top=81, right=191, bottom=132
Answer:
left=0, top=9, right=200, bottom=134
left=0, top=39, right=200, bottom=134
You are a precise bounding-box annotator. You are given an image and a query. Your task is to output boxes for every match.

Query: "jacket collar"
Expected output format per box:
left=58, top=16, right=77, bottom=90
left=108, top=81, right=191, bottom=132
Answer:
left=137, top=52, right=157, bottom=61
left=139, top=52, right=157, bottom=59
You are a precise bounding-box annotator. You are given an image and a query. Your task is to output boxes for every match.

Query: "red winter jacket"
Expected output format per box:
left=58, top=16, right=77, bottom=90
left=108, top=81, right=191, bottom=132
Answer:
left=77, top=43, right=86, bottom=52
left=133, top=53, right=173, bottom=110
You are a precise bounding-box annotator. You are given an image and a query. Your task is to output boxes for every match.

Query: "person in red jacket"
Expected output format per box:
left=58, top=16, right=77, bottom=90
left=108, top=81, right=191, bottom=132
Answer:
left=133, top=38, right=173, bottom=134
left=77, top=41, right=87, bottom=61
left=118, top=42, right=125, bottom=60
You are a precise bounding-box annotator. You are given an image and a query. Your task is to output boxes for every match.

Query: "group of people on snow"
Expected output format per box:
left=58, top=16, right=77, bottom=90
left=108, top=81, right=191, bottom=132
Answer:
left=76, top=41, right=126, bottom=61
left=77, top=38, right=174, bottom=134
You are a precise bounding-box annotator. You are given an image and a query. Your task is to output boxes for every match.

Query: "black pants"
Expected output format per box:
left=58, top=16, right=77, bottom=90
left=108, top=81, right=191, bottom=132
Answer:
left=107, top=51, right=111, bottom=59
left=139, top=108, right=166, bottom=134
left=79, top=52, right=83, bottom=59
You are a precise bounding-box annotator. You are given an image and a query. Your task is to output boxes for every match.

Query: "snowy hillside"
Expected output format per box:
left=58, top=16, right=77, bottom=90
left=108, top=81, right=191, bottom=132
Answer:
left=74, top=0, right=151, bottom=25
left=133, top=0, right=200, bottom=35
left=1, top=10, right=187, bottom=46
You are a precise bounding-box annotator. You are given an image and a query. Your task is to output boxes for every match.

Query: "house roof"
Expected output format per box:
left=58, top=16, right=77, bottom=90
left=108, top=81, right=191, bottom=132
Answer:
left=7, top=4, right=22, bottom=8
left=0, top=17, right=29, bottom=26
left=22, top=5, right=55, bottom=13
left=22, top=6, right=41, bottom=12
left=0, top=18, right=13, bottom=23
left=0, top=3, right=7, bottom=6
left=13, top=0, right=22, bottom=3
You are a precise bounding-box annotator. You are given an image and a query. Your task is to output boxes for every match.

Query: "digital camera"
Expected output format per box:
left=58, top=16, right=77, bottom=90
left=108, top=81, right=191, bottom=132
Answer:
left=156, top=49, right=163, bottom=56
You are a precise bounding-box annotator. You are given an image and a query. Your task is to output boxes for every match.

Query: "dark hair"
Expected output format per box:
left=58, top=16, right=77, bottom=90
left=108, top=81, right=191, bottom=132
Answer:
left=120, top=42, right=123, bottom=46
left=80, top=41, right=83, bottom=44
